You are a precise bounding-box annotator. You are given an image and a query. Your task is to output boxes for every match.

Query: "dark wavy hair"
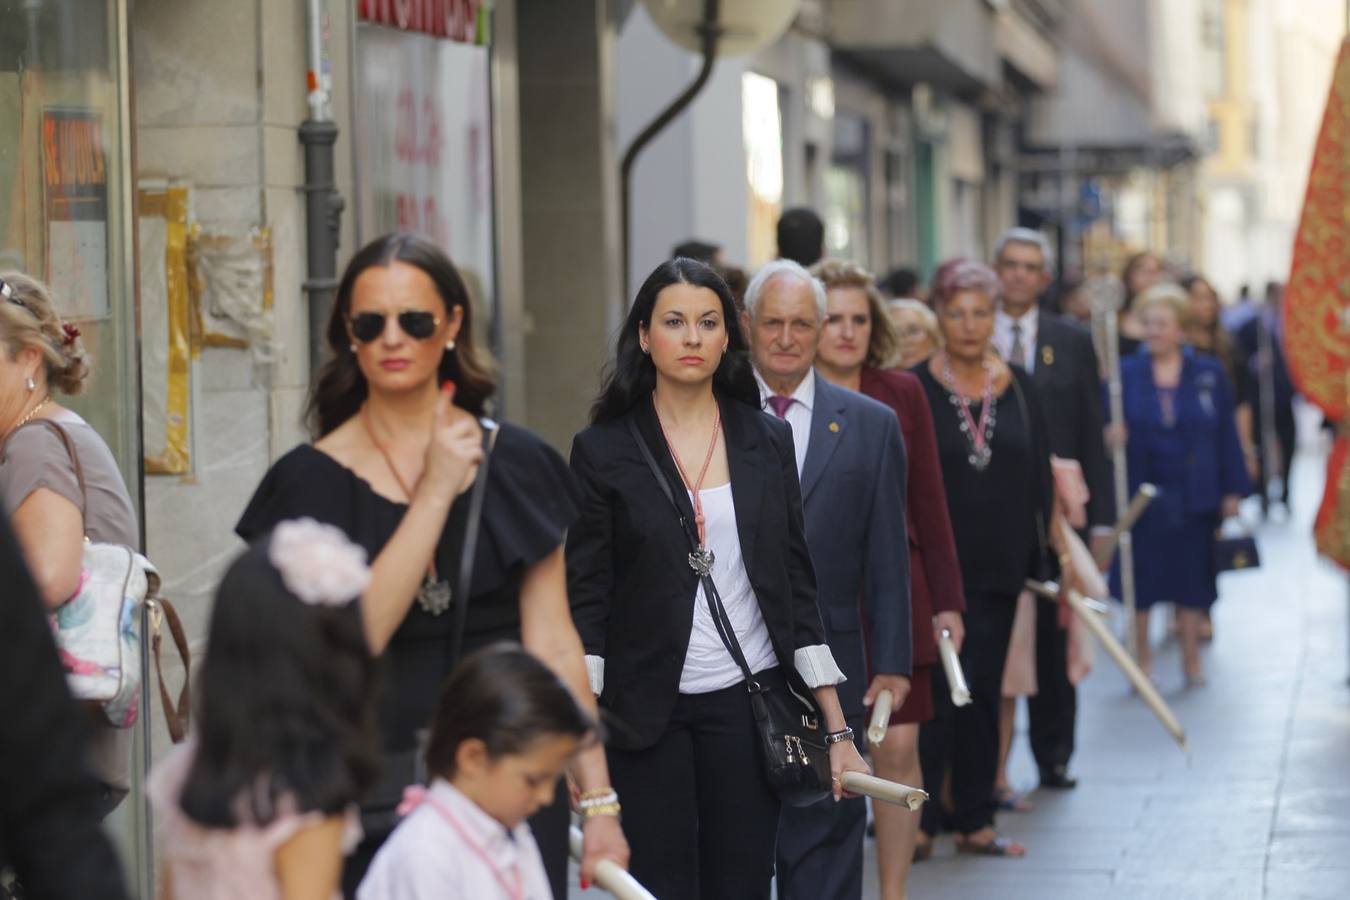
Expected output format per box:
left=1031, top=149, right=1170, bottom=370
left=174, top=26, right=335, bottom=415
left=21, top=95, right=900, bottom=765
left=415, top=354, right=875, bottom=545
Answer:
left=424, top=644, right=597, bottom=777
left=306, top=233, right=497, bottom=437
left=590, top=258, right=758, bottom=423
left=177, top=538, right=380, bottom=828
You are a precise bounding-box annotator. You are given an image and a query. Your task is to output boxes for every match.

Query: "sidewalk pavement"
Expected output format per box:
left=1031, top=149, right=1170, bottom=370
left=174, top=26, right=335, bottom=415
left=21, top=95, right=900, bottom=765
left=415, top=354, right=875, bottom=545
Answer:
left=900, top=445, right=1350, bottom=899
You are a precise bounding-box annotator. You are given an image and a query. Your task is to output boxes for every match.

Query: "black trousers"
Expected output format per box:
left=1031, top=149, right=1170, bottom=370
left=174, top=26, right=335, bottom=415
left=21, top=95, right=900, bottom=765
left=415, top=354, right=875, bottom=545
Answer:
left=607, top=671, right=783, bottom=900
left=776, top=716, right=866, bottom=900
left=1027, top=593, right=1076, bottom=776
left=918, top=590, right=1017, bottom=835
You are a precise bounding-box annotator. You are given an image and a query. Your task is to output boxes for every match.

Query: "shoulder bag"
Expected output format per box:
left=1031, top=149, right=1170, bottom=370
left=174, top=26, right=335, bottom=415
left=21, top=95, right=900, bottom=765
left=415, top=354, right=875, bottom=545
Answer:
left=626, top=417, right=831, bottom=808
left=3, top=419, right=190, bottom=738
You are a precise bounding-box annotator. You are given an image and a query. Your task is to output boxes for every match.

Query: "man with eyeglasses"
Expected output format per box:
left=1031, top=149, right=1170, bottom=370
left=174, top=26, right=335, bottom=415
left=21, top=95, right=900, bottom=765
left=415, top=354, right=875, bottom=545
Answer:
left=991, top=228, right=1114, bottom=792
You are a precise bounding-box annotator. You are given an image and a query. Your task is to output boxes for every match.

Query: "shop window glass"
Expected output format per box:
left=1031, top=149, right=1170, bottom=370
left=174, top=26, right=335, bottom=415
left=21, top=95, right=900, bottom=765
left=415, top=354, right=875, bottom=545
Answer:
left=742, top=71, right=784, bottom=269
left=353, top=11, right=496, bottom=329
left=0, top=0, right=145, bottom=893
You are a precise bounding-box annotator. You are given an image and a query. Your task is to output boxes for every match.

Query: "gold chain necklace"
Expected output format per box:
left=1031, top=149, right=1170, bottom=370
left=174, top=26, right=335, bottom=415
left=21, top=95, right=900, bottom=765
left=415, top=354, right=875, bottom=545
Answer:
left=16, top=395, right=51, bottom=429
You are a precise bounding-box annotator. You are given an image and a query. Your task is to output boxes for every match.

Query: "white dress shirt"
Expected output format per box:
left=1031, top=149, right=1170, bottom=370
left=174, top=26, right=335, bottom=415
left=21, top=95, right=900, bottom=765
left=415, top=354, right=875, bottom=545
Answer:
left=754, top=368, right=815, bottom=475
left=358, top=779, right=552, bottom=900
left=680, top=484, right=779, bottom=693
left=994, top=307, right=1039, bottom=372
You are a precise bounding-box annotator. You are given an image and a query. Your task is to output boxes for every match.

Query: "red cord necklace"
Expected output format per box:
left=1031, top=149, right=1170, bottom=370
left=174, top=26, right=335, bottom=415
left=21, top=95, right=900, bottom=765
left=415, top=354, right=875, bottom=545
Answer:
left=655, top=399, right=722, bottom=575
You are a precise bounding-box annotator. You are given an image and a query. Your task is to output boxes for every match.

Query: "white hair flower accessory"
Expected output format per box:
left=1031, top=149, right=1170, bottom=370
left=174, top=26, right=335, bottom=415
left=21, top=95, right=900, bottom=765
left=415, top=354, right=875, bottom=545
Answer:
left=268, top=518, right=370, bottom=607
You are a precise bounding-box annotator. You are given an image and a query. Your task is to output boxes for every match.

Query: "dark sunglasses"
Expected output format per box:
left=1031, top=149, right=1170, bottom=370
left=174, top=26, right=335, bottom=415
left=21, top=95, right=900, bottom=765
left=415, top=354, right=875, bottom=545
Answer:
left=349, top=310, right=441, bottom=343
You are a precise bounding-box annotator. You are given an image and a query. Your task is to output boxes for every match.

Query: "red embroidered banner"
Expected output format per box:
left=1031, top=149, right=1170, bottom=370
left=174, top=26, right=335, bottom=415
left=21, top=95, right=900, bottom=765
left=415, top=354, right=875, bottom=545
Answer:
left=1286, top=38, right=1350, bottom=570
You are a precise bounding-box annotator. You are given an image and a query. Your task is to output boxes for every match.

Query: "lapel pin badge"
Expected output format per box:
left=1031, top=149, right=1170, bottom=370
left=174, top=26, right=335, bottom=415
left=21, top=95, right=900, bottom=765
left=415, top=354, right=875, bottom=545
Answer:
left=1042, top=346, right=1055, bottom=366
left=829, top=422, right=840, bottom=433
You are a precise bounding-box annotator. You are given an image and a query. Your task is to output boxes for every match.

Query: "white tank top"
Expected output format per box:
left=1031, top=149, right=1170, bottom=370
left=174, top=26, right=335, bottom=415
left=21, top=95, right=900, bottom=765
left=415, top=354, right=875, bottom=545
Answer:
left=679, top=483, right=779, bottom=694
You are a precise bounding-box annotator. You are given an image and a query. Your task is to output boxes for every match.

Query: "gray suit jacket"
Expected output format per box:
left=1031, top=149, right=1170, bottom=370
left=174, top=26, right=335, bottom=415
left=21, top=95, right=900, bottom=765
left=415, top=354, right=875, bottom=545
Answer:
left=798, top=372, right=911, bottom=719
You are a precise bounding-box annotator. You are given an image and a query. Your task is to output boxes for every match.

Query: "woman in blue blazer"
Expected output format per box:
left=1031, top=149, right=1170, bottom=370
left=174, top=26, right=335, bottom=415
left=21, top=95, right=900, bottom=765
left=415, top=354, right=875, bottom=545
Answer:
left=1112, top=284, right=1251, bottom=685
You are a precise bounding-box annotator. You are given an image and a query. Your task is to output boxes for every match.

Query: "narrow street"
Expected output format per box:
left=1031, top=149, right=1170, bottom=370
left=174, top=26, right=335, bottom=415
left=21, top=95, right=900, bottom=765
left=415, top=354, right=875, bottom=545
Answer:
left=902, top=427, right=1350, bottom=899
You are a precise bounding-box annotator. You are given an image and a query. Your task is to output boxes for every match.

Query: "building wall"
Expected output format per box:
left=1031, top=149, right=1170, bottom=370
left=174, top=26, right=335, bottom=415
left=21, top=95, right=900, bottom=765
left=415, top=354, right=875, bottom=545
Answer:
left=133, top=0, right=316, bottom=735
left=1199, top=0, right=1342, bottom=297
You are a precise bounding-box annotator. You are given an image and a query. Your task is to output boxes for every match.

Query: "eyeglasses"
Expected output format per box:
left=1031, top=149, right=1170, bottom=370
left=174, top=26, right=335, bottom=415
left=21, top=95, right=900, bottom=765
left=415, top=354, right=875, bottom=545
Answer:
left=348, top=310, right=441, bottom=344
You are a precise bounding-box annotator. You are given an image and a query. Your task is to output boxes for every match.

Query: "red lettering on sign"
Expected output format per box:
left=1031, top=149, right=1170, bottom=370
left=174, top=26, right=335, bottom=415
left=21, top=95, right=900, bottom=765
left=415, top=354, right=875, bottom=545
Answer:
left=358, top=0, right=480, bottom=42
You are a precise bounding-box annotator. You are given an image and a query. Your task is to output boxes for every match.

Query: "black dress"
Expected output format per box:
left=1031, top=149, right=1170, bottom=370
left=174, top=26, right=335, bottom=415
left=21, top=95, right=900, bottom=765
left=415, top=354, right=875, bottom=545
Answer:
left=235, top=422, right=580, bottom=899
left=912, top=363, right=1053, bottom=836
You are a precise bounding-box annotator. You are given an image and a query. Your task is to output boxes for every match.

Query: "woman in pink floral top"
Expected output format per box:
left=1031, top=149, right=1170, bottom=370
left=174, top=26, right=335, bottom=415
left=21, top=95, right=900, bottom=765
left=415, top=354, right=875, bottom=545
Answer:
left=149, top=520, right=379, bottom=899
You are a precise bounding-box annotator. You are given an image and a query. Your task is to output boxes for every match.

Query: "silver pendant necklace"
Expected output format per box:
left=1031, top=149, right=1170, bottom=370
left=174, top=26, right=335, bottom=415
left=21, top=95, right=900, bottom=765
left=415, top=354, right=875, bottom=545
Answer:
left=941, top=354, right=997, bottom=472
left=655, top=400, right=723, bottom=576
left=363, top=406, right=454, bottom=616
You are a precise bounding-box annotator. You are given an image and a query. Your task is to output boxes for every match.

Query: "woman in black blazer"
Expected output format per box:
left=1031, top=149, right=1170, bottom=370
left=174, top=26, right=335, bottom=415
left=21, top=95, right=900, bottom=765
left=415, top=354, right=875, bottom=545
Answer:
left=567, top=258, right=868, bottom=900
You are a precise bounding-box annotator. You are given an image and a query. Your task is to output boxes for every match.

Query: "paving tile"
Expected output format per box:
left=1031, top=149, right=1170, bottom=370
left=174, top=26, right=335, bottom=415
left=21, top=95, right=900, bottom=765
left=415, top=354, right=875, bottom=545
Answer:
left=1264, top=869, right=1350, bottom=899
left=1268, top=833, right=1350, bottom=871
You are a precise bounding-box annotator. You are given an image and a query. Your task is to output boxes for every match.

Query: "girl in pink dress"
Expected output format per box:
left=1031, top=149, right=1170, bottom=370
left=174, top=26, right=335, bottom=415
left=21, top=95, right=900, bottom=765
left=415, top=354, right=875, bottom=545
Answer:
left=149, top=519, right=379, bottom=900
left=358, top=645, right=600, bottom=900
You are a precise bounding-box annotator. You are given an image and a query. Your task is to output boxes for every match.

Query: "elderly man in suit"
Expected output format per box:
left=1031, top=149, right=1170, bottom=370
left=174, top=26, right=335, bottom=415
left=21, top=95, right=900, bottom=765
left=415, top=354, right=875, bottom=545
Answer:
left=992, top=228, right=1115, bottom=790
left=742, top=259, right=912, bottom=900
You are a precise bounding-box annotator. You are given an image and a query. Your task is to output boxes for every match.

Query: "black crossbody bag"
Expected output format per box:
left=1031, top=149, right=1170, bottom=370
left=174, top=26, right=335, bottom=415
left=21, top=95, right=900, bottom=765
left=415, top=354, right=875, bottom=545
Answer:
left=626, top=418, right=831, bottom=807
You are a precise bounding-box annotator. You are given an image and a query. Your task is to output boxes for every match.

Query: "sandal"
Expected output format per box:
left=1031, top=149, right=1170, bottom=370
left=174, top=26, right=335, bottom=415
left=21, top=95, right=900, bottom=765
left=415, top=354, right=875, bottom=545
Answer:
left=955, top=834, right=1027, bottom=857
left=993, top=786, right=1034, bottom=813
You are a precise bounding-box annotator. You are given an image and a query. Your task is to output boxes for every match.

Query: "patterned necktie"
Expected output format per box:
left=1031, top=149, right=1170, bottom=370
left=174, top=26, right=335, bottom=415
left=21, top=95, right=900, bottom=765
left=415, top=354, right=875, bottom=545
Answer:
left=1009, top=322, right=1026, bottom=368
left=767, top=395, right=795, bottom=418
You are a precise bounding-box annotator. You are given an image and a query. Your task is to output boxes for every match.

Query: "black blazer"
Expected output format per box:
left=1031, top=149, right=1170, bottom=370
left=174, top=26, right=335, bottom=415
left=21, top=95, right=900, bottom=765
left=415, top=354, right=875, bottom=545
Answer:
left=1032, top=314, right=1116, bottom=529
left=566, top=394, right=828, bottom=751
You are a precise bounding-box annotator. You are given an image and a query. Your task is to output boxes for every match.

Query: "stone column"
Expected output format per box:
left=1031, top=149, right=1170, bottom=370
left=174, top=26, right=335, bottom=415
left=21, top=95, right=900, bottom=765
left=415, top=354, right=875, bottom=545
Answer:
left=511, top=0, right=622, bottom=451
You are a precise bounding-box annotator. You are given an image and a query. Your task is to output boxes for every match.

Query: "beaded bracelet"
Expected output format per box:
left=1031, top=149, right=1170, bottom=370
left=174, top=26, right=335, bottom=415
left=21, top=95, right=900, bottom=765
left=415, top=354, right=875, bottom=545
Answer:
left=578, top=791, right=619, bottom=809
left=581, top=801, right=622, bottom=819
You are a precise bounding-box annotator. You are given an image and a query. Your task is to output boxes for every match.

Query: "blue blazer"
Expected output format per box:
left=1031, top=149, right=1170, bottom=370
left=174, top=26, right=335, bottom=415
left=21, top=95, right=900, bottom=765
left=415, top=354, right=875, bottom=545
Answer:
left=800, top=373, right=911, bottom=719
left=1118, top=349, right=1251, bottom=515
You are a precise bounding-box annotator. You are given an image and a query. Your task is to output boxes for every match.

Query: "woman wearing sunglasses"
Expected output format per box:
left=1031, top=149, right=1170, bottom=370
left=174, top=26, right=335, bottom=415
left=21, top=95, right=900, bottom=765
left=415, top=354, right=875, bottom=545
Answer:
left=235, top=233, right=628, bottom=897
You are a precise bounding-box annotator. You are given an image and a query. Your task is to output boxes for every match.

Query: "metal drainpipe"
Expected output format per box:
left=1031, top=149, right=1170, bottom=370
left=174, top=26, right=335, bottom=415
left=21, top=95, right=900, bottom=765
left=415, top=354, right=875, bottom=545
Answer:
left=619, top=0, right=721, bottom=294
left=301, top=0, right=344, bottom=373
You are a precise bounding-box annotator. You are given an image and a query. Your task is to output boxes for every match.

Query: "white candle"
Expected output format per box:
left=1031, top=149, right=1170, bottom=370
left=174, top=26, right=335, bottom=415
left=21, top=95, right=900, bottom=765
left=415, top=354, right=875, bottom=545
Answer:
left=1025, top=579, right=1188, bottom=752
left=939, top=629, right=972, bottom=706
left=866, top=689, right=894, bottom=746
left=839, top=772, right=929, bottom=810
left=568, top=826, right=655, bottom=900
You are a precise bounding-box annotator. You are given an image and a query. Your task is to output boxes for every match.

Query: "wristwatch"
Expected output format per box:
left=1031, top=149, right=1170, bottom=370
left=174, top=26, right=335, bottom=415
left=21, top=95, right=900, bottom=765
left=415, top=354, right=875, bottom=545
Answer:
left=824, top=727, right=855, bottom=745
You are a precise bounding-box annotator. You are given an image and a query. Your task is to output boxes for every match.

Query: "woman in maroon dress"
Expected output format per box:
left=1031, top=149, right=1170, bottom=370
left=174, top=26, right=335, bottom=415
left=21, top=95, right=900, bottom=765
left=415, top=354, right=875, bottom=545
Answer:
left=812, top=259, right=967, bottom=898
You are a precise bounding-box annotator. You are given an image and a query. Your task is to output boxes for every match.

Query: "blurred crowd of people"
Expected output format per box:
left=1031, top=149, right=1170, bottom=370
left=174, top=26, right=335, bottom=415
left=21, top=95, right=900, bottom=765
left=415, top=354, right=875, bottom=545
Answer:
left=0, top=208, right=1295, bottom=900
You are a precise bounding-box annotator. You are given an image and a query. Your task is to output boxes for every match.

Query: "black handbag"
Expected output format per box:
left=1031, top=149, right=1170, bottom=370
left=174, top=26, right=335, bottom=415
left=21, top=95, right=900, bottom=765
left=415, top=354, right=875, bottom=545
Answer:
left=1213, top=528, right=1261, bottom=574
left=360, top=421, right=499, bottom=839
left=627, top=418, right=832, bottom=808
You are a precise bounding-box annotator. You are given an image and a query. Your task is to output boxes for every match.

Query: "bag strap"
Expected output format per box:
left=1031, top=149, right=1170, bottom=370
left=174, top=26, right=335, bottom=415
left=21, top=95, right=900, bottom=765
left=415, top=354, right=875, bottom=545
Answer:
left=1007, top=370, right=1050, bottom=562
left=625, top=418, right=758, bottom=687
left=5, top=417, right=89, bottom=517
left=148, top=596, right=191, bottom=744
left=447, top=421, right=501, bottom=669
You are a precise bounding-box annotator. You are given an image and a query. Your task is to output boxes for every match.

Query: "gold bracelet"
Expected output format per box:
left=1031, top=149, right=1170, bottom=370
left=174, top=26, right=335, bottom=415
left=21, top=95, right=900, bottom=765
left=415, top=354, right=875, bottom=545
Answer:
left=581, top=801, right=622, bottom=819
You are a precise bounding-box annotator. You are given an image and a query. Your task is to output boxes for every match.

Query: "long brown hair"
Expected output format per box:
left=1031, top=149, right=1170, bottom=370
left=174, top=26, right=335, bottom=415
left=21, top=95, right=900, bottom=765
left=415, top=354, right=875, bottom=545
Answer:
left=307, top=233, right=496, bottom=437
left=810, top=258, right=899, bottom=368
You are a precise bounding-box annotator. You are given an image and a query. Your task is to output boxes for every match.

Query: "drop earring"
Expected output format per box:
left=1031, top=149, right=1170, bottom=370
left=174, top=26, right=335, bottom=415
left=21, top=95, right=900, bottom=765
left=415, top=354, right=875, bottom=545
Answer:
left=25, top=377, right=35, bottom=391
